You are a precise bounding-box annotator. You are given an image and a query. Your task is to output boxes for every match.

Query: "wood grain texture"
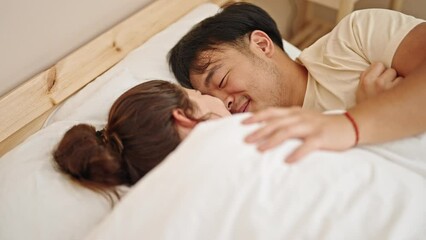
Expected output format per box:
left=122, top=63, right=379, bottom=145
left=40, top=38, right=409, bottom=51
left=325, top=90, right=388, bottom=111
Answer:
left=0, top=0, right=234, bottom=157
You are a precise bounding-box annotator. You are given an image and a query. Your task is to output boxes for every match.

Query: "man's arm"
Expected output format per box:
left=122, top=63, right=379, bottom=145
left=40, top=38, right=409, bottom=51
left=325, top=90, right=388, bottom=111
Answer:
left=243, top=23, right=426, bottom=163
left=392, top=23, right=426, bottom=76
left=356, top=62, right=403, bottom=103
left=352, top=61, right=426, bottom=144
left=353, top=22, right=426, bottom=143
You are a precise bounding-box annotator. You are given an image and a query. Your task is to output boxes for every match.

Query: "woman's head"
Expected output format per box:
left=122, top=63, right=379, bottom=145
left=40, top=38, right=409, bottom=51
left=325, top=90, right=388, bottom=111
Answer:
left=183, top=88, right=232, bottom=119
left=53, top=80, right=229, bottom=201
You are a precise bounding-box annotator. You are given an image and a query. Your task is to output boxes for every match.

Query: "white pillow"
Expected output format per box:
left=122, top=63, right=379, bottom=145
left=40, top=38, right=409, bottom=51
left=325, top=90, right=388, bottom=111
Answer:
left=46, top=68, right=143, bottom=124
left=0, top=3, right=226, bottom=240
left=45, top=3, right=301, bottom=125
left=0, top=3, right=302, bottom=240
left=84, top=114, right=426, bottom=239
left=0, top=121, right=113, bottom=240
left=45, top=3, right=224, bottom=125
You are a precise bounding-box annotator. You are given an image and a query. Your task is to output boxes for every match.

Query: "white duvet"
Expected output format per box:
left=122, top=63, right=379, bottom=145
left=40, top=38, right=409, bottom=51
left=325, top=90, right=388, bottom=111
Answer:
left=85, top=114, right=426, bottom=240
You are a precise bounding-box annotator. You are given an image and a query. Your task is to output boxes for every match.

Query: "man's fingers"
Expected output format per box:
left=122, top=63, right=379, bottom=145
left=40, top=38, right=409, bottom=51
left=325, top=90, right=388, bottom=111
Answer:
left=257, top=123, right=310, bottom=151
left=359, top=69, right=366, bottom=81
left=245, top=115, right=300, bottom=143
left=357, top=63, right=401, bottom=103
left=242, top=107, right=300, bottom=124
left=376, top=68, right=397, bottom=91
left=361, top=62, right=387, bottom=95
left=364, top=62, right=386, bottom=83
left=389, top=76, right=403, bottom=89
left=285, top=139, right=319, bottom=163
left=242, top=107, right=282, bottom=124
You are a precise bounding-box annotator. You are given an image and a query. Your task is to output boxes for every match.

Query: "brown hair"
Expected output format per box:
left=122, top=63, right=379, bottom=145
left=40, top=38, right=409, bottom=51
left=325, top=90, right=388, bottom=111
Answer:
left=53, top=80, right=199, bottom=203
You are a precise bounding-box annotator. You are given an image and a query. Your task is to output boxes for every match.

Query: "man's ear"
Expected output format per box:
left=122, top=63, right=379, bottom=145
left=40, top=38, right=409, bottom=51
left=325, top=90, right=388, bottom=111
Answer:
left=249, top=30, right=275, bottom=58
left=172, top=109, right=197, bottom=128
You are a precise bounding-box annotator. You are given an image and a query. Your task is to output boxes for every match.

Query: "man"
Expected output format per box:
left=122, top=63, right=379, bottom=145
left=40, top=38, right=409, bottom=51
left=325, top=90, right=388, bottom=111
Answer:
left=168, top=3, right=426, bottom=162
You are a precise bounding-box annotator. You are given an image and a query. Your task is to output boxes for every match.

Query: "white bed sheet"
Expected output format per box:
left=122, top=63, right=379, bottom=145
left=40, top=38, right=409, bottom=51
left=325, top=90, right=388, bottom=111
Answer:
left=2, top=1, right=424, bottom=240
left=45, top=3, right=301, bottom=126
left=85, top=114, right=426, bottom=240
left=0, top=3, right=301, bottom=240
left=2, top=3, right=277, bottom=240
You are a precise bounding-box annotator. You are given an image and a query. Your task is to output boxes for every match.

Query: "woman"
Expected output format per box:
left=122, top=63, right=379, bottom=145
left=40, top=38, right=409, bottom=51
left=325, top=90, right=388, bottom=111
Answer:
left=53, top=80, right=230, bottom=201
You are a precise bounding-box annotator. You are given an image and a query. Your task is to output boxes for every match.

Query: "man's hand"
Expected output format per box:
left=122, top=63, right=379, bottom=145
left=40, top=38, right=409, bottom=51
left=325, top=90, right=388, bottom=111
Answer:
left=356, top=62, right=403, bottom=103
left=242, top=107, right=357, bottom=163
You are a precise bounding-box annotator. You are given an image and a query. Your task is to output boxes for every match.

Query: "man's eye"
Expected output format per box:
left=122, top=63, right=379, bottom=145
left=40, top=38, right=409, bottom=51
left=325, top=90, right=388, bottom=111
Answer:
left=219, top=71, right=229, bottom=88
left=219, top=78, right=225, bottom=88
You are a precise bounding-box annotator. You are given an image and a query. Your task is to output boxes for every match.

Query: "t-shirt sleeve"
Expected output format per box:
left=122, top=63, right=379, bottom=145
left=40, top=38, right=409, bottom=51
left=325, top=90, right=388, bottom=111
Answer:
left=337, top=9, right=424, bottom=67
left=298, top=9, right=424, bottom=111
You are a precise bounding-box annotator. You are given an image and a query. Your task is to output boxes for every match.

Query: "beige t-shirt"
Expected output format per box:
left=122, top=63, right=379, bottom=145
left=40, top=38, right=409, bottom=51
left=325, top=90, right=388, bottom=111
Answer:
left=298, top=9, right=424, bottom=111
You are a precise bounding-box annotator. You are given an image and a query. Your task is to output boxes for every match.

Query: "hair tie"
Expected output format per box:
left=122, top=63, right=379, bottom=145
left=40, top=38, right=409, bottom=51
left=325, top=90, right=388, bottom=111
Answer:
left=95, top=129, right=107, bottom=143
left=96, top=128, right=124, bottom=154
left=110, top=132, right=124, bottom=154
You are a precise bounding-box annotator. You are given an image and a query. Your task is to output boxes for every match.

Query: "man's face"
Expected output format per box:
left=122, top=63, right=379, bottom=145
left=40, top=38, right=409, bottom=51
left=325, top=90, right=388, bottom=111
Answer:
left=184, top=88, right=231, bottom=119
left=189, top=46, right=286, bottom=114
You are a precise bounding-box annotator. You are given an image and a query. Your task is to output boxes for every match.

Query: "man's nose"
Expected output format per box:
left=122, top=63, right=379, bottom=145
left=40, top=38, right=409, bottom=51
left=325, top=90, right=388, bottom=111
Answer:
left=224, top=95, right=234, bottom=112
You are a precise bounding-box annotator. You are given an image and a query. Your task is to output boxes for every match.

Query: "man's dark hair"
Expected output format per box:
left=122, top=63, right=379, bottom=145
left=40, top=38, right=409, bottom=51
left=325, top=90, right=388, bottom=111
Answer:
left=168, top=2, right=284, bottom=88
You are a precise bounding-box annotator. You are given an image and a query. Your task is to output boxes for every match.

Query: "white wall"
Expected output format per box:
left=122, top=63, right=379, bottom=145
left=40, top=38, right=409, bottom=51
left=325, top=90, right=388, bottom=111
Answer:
left=356, top=0, right=426, bottom=19
left=250, top=0, right=426, bottom=38
left=0, top=0, right=153, bottom=97
left=1, top=0, right=425, bottom=97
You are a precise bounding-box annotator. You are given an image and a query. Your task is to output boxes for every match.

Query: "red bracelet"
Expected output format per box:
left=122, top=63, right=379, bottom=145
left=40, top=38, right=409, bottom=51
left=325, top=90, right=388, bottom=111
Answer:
left=344, top=112, right=359, bottom=146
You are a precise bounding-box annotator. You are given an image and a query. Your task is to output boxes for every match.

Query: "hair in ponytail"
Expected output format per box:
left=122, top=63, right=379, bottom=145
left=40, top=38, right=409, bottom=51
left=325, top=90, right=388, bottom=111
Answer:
left=53, top=80, right=199, bottom=204
left=54, top=124, right=127, bottom=203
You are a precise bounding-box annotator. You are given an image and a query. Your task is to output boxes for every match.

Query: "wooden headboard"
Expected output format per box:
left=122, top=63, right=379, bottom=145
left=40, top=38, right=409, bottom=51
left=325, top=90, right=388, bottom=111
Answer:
left=0, top=0, right=233, bottom=157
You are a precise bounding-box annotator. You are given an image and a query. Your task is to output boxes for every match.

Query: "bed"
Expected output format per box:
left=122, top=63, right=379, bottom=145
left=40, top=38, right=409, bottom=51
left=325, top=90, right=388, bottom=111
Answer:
left=0, top=1, right=425, bottom=240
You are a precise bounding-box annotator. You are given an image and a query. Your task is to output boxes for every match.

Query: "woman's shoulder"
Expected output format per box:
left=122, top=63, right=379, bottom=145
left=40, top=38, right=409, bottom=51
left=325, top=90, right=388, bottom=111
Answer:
left=193, top=113, right=255, bottom=138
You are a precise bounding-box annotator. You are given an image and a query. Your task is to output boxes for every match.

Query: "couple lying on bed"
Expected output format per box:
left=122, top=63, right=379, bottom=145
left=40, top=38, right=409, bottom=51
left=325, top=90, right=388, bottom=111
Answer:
left=54, top=3, right=426, bottom=197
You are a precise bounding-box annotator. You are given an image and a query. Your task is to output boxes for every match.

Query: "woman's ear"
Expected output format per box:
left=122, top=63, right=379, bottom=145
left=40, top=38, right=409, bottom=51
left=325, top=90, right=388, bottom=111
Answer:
left=172, top=109, right=197, bottom=128
left=172, top=109, right=197, bottom=140
left=249, top=30, right=275, bottom=58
